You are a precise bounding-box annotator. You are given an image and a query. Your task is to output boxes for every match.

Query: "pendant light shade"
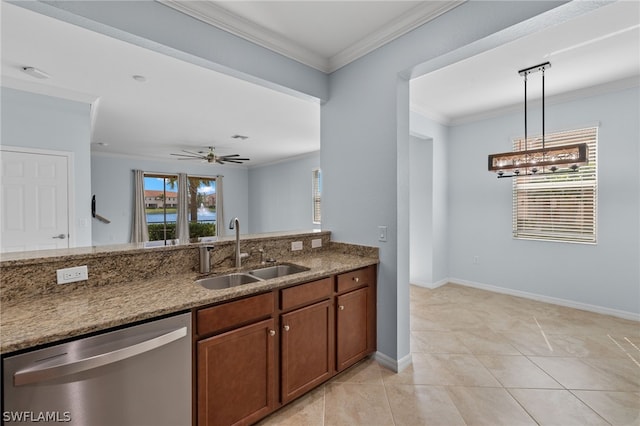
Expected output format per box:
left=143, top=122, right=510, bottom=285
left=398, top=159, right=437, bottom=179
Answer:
left=488, top=62, right=589, bottom=178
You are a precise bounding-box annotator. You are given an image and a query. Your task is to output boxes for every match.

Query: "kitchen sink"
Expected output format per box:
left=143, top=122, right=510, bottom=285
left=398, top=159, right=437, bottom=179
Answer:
left=248, top=264, right=309, bottom=280
left=196, top=273, right=262, bottom=290
left=196, top=264, right=310, bottom=290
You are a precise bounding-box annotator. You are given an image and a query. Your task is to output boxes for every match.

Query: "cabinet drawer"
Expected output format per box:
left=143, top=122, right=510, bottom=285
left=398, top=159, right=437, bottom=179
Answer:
left=336, top=266, right=374, bottom=293
left=197, top=292, right=274, bottom=336
left=281, top=278, right=332, bottom=311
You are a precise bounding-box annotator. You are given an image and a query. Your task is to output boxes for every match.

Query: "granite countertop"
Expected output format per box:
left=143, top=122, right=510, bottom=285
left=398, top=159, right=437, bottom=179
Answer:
left=0, top=250, right=377, bottom=355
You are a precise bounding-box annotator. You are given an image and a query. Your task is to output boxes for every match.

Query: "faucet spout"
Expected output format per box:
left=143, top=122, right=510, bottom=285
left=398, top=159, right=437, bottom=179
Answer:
left=229, top=218, right=242, bottom=268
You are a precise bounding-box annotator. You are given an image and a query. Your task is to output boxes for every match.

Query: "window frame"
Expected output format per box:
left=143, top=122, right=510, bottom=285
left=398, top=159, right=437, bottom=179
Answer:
left=312, top=168, right=322, bottom=225
left=512, top=127, right=598, bottom=244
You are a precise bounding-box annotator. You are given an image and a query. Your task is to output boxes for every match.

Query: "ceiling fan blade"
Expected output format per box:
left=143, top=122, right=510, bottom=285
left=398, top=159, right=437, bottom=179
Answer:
left=171, top=153, right=204, bottom=159
left=221, top=156, right=250, bottom=161
left=223, top=159, right=245, bottom=164
left=219, top=154, right=240, bottom=158
left=176, top=157, right=203, bottom=160
left=181, top=149, right=206, bottom=156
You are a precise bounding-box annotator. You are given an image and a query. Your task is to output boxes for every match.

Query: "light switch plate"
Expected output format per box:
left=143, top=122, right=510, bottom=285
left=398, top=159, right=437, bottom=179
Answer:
left=378, top=226, right=387, bottom=242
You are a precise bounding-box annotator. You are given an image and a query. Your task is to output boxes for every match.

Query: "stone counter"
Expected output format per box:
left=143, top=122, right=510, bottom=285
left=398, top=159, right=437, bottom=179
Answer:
left=0, top=234, right=378, bottom=354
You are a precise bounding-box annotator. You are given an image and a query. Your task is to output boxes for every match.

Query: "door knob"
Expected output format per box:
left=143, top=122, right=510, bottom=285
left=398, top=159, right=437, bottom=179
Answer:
left=269, top=330, right=276, bottom=336
left=52, top=234, right=66, bottom=239
left=339, top=305, right=345, bottom=310
left=283, top=325, right=290, bottom=331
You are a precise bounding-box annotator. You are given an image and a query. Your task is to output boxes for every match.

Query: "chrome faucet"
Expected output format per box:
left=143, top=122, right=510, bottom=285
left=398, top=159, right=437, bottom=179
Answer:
left=229, top=218, right=247, bottom=268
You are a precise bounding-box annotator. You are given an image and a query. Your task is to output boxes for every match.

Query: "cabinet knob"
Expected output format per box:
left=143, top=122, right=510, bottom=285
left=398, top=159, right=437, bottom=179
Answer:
left=269, top=330, right=276, bottom=336
left=353, top=277, right=359, bottom=282
left=339, top=305, right=345, bottom=310
left=283, top=325, right=290, bottom=331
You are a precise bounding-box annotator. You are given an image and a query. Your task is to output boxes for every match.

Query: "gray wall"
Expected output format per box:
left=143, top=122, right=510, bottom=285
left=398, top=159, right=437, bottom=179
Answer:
left=91, top=153, right=249, bottom=245
left=248, top=152, right=320, bottom=234
left=446, top=86, right=640, bottom=316
left=1, top=87, right=92, bottom=247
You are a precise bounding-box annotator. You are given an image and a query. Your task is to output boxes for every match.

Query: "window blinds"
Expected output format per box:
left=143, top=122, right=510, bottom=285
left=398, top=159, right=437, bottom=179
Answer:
left=512, top=127, right=598, bottom=243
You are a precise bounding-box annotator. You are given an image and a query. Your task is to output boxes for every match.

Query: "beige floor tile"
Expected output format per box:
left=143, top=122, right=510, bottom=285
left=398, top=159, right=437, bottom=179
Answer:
left=446, top=386, right=537, bottom=425
left=572, top=390, right=640, bottom=426
left=454, top=328, right=521, bottom=355
left=530, top=356, right=640, bottom=391
left=382, top=353, right=501, bottom=387
left=324, top=382, right=394, bottom=426
left=332, top=357, right=383, bottom=384
left=411, top=330, right=471, bottom=354
left=257, top=386, right=325, bottom=426
left=385, top=384, right=465, bottom=426
left=476, top=355, right=562, bottom=388
left=509, top=388, right=608, bottom=425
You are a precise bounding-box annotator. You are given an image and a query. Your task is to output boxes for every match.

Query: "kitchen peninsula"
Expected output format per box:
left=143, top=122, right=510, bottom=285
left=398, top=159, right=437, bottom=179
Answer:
left=1, top=231, right=378, bottom=425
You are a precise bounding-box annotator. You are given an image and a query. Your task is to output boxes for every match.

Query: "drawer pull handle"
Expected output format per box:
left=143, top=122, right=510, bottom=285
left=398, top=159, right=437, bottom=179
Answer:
left=269, top=330, right=276, bottom=337
left=283, top=325, right=290, bottom=331
left=353, top=277, right=359, bottom=282
left=339, top=305, right=345, bottom=310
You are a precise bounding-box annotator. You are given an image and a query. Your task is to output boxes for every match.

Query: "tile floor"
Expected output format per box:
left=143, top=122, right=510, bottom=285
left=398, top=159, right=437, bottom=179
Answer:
left=259, top=283, right=640, bottom=425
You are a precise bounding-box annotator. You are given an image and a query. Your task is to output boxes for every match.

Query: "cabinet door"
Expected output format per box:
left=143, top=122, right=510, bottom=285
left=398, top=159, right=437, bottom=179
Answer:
left=336, top=287, right=370, bottom=371
left=197, top=318, right=276, bottom=426
left=281, top=299, right=333, bottom=403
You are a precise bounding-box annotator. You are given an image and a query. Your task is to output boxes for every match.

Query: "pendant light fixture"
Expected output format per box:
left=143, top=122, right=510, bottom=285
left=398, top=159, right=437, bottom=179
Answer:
left=488, top=62, right=588, bottom=178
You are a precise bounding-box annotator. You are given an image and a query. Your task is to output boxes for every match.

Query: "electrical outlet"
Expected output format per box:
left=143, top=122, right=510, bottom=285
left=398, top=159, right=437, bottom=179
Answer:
left=291, top=241, right=303, bottom=251
left=311, top=238, right=322, bottom=248
left=56, top=265, right=88, bottom=284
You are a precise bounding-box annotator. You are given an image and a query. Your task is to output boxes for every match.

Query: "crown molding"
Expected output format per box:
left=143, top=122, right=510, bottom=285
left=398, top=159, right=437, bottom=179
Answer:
left=329, top=1, right=464, bottom=72
left=158, top=0, right=464, bottom=74
left=158, top=0, right=330, bottom=72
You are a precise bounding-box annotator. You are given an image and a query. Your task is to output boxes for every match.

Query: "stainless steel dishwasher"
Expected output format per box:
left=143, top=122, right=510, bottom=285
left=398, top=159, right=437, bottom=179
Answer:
left=2, top=312, right=191, bottom=426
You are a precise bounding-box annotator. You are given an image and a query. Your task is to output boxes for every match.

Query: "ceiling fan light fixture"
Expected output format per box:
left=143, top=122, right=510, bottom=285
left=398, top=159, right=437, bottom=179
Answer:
left=488, top=62, right=589, bottom=178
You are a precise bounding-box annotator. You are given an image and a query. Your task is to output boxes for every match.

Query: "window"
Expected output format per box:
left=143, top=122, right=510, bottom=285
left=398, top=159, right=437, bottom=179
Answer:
left=312, top=168, right=322, bottom=224
left=187, top=176, right=217, bottom=239
left=144, top=174, right=178, bottom=242
left=143, top=174, right=217, bottom=243
left=513, top=127, right=597, bottom=243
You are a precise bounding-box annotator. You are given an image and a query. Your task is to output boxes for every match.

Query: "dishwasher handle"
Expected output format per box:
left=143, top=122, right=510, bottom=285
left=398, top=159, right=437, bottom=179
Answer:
left=14, top=326, right=187, bottom=386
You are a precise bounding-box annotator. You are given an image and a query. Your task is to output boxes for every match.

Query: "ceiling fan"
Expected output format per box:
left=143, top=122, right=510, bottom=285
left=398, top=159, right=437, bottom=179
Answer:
left=170, top=146, right=250, bottom=164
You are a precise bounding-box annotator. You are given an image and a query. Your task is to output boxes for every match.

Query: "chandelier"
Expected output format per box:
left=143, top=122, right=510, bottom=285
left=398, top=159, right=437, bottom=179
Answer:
left=488, top=62, right=589, bottom=178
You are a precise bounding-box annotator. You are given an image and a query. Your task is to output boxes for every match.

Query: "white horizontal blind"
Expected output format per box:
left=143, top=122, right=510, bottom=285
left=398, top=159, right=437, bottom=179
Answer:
left=312, top=168, right=321, bottom=224
left=513, top=127, right=598, bottom=243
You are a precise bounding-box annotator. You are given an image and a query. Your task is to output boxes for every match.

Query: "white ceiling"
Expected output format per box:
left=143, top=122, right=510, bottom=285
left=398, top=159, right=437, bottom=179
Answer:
left=411, top=1, right=640, bottom=124
left=1, top=1, right=639, bottom=166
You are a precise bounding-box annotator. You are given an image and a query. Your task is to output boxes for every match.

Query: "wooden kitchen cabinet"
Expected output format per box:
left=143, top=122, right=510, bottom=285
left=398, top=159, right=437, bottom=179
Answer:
left=336, top=265, right=376, bottom=372
left=196, top=293, right=276, bottom=426
left=280, top=299, right=333, bottom=403
left=195, top=266, right=376, bottom=425
left=197, top=318, right=276, bottom=426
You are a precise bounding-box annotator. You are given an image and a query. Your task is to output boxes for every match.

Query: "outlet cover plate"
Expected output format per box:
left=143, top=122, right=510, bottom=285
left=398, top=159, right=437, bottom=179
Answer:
left=57, top=265, right=88, bottom=284
left=291, top=241, right=303, bottom=251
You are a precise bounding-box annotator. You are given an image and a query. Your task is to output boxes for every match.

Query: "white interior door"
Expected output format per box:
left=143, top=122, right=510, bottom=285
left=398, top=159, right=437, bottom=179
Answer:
left=1, top=149, right=70, bottom=253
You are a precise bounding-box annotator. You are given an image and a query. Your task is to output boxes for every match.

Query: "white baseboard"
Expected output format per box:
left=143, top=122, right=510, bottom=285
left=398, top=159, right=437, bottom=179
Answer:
left=374, top=351, right=412, bottom=373
left=410, top=278, right=448, bottom=290
left=448, top=277, right=640, bottom=322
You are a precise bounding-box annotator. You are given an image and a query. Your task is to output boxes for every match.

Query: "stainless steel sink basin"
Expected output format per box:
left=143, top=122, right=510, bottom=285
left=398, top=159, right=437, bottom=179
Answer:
left=196, top=273, right=262, bottom=290
left=248, top=264, right=309, bottom=280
